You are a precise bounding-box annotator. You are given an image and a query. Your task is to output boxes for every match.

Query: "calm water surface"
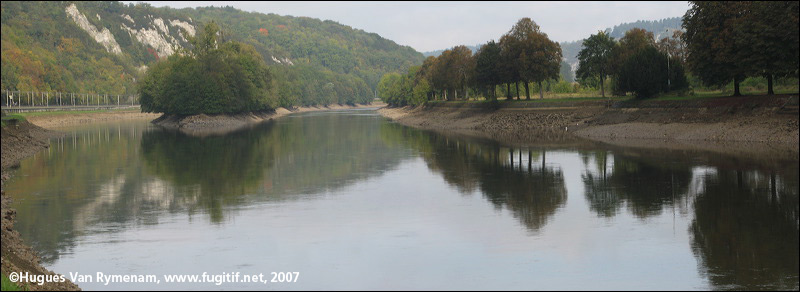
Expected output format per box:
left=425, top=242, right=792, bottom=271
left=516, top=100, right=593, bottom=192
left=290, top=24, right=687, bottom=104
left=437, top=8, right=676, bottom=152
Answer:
left=5, top=109, right=799, bottom=290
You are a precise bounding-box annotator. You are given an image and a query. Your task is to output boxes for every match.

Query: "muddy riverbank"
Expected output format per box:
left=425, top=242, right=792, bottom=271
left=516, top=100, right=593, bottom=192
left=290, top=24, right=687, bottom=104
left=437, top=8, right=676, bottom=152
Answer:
left=151, top=103, right=385, bottom=135
left=378, top=95, right=799, bottom=158
left=24, top=110, right=161, bottom=129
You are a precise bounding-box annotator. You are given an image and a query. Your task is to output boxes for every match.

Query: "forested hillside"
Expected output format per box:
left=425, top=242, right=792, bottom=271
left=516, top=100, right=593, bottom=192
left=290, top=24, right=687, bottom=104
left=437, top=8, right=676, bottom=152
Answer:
left=1, top=1, right=424, bottom=106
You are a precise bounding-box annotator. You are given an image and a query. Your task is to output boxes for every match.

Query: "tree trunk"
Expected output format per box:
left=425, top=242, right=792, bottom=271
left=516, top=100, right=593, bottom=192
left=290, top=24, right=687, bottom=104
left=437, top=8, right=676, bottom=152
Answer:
left=541, top=150, right=546, bottom=170
left=539, top=81, right=544, bottom=99
left=600, top=74, right=605, bottom=98
left=525, top=82, right=530, bottom=100
left=506, top=83, right=511, bottom=100
left=767, top=74, right=774, bottom=95
left=733, top=75, right=741, bottom=96
left=528, top=150, right=532, bottom=172
left=515, top=82, right=520, bottom=100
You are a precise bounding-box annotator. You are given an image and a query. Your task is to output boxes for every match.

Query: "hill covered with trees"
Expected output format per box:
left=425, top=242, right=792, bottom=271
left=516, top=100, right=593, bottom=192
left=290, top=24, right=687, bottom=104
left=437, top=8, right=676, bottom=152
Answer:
left=1, top=1, right=424, bottom=108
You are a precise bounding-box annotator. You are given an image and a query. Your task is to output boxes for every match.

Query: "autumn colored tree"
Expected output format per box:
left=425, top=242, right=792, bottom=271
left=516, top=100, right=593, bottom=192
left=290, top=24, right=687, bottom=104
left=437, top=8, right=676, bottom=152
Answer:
left=518, top=20, right=563, bottom=99
left=655, top=30, right=687, bottom=66
left=499, top=18, right=562, bottom=100
left=499, top=34, right=522, bottom=100
left=577, top=31, right=616, bottom=97
left=449, top=45, right=476, bottom=100
left=427, top=46, right=474, bottom=100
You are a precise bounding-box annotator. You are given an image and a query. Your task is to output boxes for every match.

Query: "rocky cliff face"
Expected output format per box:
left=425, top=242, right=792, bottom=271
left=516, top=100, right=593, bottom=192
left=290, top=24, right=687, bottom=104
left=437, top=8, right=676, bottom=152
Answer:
left=65, top=3, right=123, bottom=55
left=65, top=3, right=196, bottom=60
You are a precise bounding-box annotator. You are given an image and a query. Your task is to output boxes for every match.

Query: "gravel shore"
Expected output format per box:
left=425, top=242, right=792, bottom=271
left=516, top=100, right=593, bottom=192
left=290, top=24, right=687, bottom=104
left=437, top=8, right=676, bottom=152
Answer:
left=378, top=95, right=799, bottom=157
left=151, top=103, right=385, bottom=136
left=1, top=120, right=80, bottom=291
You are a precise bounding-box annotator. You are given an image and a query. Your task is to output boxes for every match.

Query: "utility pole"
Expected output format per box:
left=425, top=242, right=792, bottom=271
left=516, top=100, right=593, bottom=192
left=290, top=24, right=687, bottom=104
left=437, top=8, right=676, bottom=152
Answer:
left=666, top=29, right=671, bottom=92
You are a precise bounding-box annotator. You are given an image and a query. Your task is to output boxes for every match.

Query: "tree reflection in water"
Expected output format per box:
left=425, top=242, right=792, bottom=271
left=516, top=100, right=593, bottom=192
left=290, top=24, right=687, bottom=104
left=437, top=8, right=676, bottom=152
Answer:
left=690, top=169, right=799, bottom=291
left=381, top=123, right=567, bottom=233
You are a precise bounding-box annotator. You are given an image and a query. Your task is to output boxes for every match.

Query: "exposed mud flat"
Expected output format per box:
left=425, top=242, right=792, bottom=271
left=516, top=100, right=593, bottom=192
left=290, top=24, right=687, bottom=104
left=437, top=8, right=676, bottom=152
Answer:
left=152, top=103, right=385, bottom=136
left=378, top=95, right=799, bottom=159
left=25, top=110, right=160, bottom=129
left=1, top=120, right=80, bottom=291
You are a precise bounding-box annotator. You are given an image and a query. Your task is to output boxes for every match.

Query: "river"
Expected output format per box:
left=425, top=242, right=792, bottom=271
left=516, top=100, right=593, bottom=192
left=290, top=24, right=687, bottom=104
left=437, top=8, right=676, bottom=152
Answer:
left=5, top=109, right=798, bottom=290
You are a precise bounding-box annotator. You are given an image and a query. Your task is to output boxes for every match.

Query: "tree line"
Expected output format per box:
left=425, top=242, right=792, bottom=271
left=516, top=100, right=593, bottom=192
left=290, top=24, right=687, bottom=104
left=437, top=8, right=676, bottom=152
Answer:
left=379, top=18, right=564, bottom=106
left=682, top=1, right=798, bottom=96
left=577, top=28, right=688, bottom=98
left=380, top=1, right=799, bottom=106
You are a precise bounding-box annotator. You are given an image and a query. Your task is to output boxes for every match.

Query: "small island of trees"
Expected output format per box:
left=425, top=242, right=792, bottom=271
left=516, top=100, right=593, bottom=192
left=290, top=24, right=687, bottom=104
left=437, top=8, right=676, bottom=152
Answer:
left=139, top=22, right=277, bottom=115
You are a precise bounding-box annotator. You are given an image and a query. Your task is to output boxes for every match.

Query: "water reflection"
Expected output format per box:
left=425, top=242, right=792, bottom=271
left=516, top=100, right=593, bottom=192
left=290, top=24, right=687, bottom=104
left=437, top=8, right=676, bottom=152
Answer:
left=7, top=111, right=411, bottom=263
left=690, top=169, right=799, bottom=290
left=4, top=111, right=798, bottom=290
left=381, top=123, right=567, bottom=233
left=580, top=150, right=692, bottom=219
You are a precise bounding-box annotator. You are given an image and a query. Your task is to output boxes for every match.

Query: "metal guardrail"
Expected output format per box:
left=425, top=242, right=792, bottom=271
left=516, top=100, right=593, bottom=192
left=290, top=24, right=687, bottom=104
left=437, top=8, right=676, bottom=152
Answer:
left=2, top=90, right=140, bottom=113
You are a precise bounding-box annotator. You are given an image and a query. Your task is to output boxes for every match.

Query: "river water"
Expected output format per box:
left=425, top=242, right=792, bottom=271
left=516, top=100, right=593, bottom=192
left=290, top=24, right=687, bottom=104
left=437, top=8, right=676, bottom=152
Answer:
left=5, top=109, right=798, bottom=290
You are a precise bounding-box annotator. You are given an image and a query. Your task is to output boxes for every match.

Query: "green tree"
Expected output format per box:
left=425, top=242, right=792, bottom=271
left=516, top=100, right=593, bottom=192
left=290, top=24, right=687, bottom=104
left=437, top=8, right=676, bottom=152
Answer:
left=577, top=31, right=616, bottom=97
left=734, top=1, right=799, bottom=95
left=683, top=1, right=749, bottom=96
left=139, top=23, right=276, bottom=114
left=616, top=46, right=669, bottom=98
left=475, top=40, right=503, bottom=101
left=610, top=28, right=656, bottom=96
left=377, top=72, right=402, bottom=106
left=499, top=33, right=522, bottom=100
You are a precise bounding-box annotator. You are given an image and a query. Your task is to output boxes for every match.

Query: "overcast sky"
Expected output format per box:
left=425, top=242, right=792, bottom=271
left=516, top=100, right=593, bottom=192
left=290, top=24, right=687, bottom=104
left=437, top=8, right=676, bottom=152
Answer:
left=138, top=1, right=690, bottom=52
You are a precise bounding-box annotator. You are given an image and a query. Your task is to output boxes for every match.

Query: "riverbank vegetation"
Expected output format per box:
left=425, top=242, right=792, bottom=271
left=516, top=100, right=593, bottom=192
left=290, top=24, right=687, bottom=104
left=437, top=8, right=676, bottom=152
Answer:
left=1, top=273, right=25, bottom=291
left=378, top=1, right=798, bottom=106
left=0, top=114, right=26, bottom=128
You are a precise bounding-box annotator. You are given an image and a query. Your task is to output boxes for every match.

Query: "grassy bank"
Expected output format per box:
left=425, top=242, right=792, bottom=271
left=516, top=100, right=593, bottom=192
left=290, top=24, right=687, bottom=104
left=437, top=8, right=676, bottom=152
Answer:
left=1, top=273, right=26, bottom=291
left=1, top=114, right=26, bottom=128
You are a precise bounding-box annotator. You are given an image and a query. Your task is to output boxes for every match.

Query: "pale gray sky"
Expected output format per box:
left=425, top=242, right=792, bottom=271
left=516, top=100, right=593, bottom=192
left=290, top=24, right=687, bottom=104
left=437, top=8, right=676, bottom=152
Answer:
left=137, top=1, right=690, bottom=52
